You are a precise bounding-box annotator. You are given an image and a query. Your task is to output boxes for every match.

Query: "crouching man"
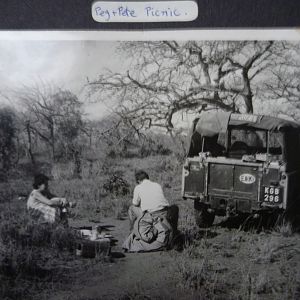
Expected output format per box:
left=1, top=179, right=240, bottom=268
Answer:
left=123, top=170, right=179, bottom=252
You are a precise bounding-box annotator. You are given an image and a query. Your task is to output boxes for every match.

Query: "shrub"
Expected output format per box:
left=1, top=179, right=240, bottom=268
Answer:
left=0, top=245, right=47, bottom=278
left=0, top=216, right=76, bottom=251
left=103, top=173, right=130, bottom=196
left=0, top=202, right=80, bottom=299
left=50, top=225, right=77, bottom=251
left=0, top=180, right=31, bottom=203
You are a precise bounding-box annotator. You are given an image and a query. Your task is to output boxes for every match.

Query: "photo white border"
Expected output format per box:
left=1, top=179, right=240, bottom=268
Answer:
left=0, top=29, right=299, bottom=41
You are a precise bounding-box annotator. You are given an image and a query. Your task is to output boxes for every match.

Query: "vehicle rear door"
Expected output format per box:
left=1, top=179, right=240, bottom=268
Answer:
left=207, top=159, right=261, bottom=205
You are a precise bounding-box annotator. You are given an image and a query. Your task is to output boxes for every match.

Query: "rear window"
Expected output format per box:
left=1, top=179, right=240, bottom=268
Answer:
left=188, top=128, right=285, bottom=159
left=229, top=129, right=283, bottom=156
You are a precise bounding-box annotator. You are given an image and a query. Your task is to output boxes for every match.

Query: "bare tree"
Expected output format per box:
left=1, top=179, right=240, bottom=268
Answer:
left=25, top=119, right=35, bottom=165
left=18, top=84, right=83, bottom=163
left=88, top=40, right=285, bottom=133
left=261, top=42, right=300, bottom=120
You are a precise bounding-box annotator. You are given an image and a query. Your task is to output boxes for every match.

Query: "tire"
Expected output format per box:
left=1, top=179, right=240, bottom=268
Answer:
left=194, top=201, right=215, bottom=228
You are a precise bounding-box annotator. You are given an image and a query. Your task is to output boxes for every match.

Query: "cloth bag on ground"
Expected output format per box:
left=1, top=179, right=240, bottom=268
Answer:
left=122, top=211, right=173, bottom=252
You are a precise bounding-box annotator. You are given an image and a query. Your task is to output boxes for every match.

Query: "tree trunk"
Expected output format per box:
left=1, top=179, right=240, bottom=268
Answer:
left=49, top=120, right=56, bottom=162
left=26, top=121, right=35, bottom=165
left=242, top=70, right=254, bottom=113
left=15, top=134, right=20, bottom=164
left=73, top=149, right=82, bottom=178
left=244, top=93, right=254, bottom=113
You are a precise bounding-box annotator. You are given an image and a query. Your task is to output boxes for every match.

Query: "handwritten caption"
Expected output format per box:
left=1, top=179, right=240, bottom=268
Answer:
left=91, top=1, right=198, bottom=22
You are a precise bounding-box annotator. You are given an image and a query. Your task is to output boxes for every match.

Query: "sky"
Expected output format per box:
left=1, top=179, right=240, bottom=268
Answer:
left=0, top=40, right=127, bottom=119
left=0, top=38, right=195, bottom=128
left=1, top=34, right=299, bottom=125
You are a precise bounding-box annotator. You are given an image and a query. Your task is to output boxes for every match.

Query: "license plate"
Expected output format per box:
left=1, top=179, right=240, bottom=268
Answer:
left=262, top=186, right=282, bottom=204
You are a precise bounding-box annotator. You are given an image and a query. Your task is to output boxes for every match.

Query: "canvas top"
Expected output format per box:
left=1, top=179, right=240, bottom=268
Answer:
left=194, top=111, right=300, bottom=137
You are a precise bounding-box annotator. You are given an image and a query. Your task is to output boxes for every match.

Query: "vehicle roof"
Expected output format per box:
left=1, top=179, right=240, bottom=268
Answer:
left=195, top=111, right=300, bottom=137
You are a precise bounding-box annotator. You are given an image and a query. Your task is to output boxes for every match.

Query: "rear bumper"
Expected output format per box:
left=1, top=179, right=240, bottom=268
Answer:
left=192, top=196, right=285, bottom=216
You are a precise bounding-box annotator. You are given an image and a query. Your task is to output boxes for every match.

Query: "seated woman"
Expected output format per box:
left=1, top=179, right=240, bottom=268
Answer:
left=27, top=173, right=71, bottom=224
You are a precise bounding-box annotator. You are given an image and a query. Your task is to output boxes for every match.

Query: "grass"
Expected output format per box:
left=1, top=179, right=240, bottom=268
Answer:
left=169, top=198, right=300, bottom=300
left=1, top=153, right=300, bottom=300
left=275, top=221, right=293, bottom=237
left=0, top=153, right=183, bottom=299
left=170, top=231, right=300, bottom=299
left=0, top=196, right=102, bottom=299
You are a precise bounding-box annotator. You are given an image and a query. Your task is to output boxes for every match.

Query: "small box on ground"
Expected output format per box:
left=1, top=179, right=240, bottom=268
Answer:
left=76, top=237, right=111, bottom=258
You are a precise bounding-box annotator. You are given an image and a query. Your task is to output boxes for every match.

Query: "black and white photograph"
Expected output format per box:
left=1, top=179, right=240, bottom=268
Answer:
left=1, top=34, right=300, bottom=299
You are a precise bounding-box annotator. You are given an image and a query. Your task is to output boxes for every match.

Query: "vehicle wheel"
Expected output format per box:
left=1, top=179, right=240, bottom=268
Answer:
left=194, top=202, right=215, bottom=228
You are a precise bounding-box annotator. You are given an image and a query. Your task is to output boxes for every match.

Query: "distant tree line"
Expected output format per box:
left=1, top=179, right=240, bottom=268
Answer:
left=0, top=85, right=86, bottom=179
left=0, top=83, right=174, bottom=180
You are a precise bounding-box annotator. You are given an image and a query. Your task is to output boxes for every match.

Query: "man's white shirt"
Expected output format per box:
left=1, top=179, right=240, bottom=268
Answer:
left=132, top=179, right=169, bottom=212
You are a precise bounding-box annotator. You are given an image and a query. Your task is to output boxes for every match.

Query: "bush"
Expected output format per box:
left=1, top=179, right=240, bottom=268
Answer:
left=50, top=225, right=77, bottom=251
left=0, top=185, right=15, bottom=203
left=0, top=216, right=76, bottom=251
left=0, top=245, right=47, bottom=278
left=0, top=204, right=79, bottom=299
left=0, top=180, right=31, bottom=203
left=103, top=173, right=130, bottom=196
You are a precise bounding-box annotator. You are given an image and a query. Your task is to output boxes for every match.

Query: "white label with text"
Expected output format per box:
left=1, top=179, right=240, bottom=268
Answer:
left=92, top=1, right=198, bottom=22
left=239, top=174, right=256, bottom=184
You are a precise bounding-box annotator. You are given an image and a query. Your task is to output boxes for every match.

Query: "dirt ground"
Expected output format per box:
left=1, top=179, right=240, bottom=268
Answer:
left=43, top=206, right=300, bottom=300
left=46, top=217, right=186, bottom=300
